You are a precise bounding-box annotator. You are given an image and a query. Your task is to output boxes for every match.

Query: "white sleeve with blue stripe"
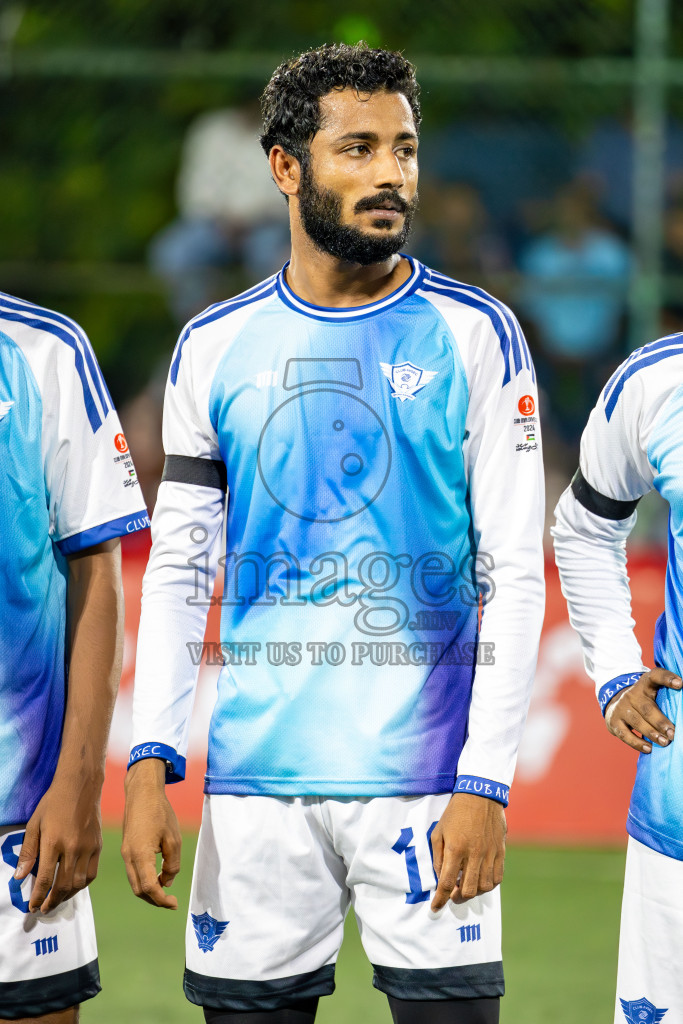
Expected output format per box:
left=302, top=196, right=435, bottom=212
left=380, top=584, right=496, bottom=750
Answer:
left=129, top=315, right=228, bottom=780
left=553, top=337, right=683, bottom=710
left=0, top=292, right=149, bottom=553
left=421, top=279, right=545, bottom=798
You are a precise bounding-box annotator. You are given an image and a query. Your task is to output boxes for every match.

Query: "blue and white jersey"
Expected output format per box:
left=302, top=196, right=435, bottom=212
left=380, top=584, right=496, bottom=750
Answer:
left=553, top=335, right=683, bottom=859
left=0, top=293, right=149, bottom=826
left=130, top=258, right=545, bottom=801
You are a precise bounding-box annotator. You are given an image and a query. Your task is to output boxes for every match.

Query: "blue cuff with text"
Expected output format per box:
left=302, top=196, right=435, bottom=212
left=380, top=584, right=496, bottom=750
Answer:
left=453, top=775, right=509, bottom=807
left=597, top=672, right=643, bottom=716
left=127, top=742, right=186, bottom=783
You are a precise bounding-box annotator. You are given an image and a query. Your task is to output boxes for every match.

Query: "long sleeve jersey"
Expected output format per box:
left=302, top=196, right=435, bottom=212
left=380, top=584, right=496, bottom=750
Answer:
left=129, top=257, right=545, bottom=804
left=553, top=335, right=683, bottom=858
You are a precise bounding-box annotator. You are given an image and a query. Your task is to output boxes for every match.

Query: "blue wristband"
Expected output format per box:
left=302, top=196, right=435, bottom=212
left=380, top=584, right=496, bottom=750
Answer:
left=597, top=672, right=644, bottom=716
left=454, top=775, right=509, bottom=807
left=128, top=742, right=186, bottom=783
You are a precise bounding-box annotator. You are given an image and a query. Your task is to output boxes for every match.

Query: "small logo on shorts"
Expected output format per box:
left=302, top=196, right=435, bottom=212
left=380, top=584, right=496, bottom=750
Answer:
left=620, top=997, right=668, bottom=1023
left=192, top=911, right=228, bottom=953
left=32, top=935, right=58, bottom=956
left=458, top=924, right=481, bottom=943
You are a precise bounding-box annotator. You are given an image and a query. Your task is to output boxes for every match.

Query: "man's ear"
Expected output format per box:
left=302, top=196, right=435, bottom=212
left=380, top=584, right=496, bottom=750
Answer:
left=269, top=146, right=301, bottom=198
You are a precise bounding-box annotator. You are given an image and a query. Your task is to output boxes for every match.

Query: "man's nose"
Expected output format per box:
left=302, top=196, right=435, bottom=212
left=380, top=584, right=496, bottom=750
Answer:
left=372, top=148, right=405, bottom=190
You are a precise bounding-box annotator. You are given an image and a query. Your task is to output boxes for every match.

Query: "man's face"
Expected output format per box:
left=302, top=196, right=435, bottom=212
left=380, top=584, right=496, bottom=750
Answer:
left=297, top=87, right=419, bottom=265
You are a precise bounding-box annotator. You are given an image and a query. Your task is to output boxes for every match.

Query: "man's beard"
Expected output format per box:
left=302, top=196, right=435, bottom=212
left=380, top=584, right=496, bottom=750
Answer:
left=297, top=163, right=418, bottom=266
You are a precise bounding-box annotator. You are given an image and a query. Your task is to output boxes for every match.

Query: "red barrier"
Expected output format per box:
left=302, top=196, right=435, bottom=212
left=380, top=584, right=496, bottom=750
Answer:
left=103, top=537, right=666, bottom=842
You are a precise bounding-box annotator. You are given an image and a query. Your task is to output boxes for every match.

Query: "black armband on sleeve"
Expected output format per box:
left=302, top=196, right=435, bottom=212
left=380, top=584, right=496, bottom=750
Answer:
left=571, top=467, right=640, bottom=520
left=162, top=455, right=227, bottom=491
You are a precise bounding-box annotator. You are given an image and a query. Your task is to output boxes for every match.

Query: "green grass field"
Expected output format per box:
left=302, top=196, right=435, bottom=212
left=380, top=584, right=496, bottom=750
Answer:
left=86, top=832, right=625, bottom=1023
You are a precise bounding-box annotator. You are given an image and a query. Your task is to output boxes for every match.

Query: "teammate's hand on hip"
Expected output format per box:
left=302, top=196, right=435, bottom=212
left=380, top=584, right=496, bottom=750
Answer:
left=14, top=774, right=103, bottom=914
left=121, top=758, right=182, bottom=910
left=605, top=668, right=682, bottom=753
left=429, top=793, right=506, bottom=911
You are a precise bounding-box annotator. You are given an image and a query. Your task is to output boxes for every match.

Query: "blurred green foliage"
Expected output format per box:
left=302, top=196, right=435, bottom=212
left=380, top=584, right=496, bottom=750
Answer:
left=11, top=0, right=638, bottom=58
left=0, top=0, right=663, bottom=400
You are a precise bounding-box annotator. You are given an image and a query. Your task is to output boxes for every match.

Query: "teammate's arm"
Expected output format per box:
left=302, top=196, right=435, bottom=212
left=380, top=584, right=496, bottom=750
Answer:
left=431, top=310, right=545, bottom=911
left=553, top=363, right=682, bottom=751
left=14, top=539, right=123, bottom=913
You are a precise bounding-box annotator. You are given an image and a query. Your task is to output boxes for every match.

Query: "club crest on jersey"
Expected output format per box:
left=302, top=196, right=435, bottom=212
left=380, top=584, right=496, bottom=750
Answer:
left=192, top=911, right=229, bottom=953
left=379, top=362, right=438, bottom=402
left=620, top=997, right=668, bottom=1023
left=0, top=399, right=14, bottom=422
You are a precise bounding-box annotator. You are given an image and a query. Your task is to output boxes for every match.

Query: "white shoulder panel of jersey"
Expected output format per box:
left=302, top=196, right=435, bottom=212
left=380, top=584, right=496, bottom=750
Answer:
left=417, top=271, right=534, bottom=392
left=580, top=336, right=683, bottom=502
left=0, top=292, right=147, bottom=545
left=169, top=281, right=278, bottom=427
left=0, top=293, right=111, bottom=433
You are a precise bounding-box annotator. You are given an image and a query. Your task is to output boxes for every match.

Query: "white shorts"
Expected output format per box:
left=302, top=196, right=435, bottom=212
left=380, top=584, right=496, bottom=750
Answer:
left=184, top=794, right=503, bottom=1013
left=0, top=826, right=99, bottom=1020
left=615, top=836, right=683, bottom=1024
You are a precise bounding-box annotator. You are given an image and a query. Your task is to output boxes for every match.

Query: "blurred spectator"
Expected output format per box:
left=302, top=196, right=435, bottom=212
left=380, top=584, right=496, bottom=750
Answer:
left=578, top=116, right=683, bottom=235
left=419, top=119, right=573, bottom=238
left=519, top=181, right=631, bottom=446
left=413, top=179, right=511, bottom=286
left=149, top=105, right=289, bottom=323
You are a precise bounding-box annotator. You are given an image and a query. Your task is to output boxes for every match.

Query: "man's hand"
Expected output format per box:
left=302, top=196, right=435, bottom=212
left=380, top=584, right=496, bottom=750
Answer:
left=13, top=539, right=124, bottom=915
left=14, top=777, right=103, bottom=914
left=430, top=793, right=506, bottom=911
left=605, top=668, right=682, bottom=753
left=121, top=758, right=182, bottom=909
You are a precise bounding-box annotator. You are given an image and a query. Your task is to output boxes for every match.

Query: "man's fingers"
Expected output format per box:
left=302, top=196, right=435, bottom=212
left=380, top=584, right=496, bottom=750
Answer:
left=86, top=848, right=101, bottom=886
left=646, top=668, right=682, bottom=692
left=627, top=691, right=676, bottom=740
left=617, top=704, right=672, bottom=748
left=127, top=851, right=178, bottom=909
left=493, top=845, right=505, bottom=888
left=14, top=825, right=39, bottom=881
left=28, top=848, right=59, bottom=913
left=430, top=828, right=444, bottom=878
left=430, top=848, right=462, bottom=912
left=476, top=853, right=496, bottom=896
left=453, top=853, right=483, bottom=902
left=159, top=836, right=181, bottom=888
left=609, top=714, right=654, bottom=753
left=40, top=856, right=76, bottom=914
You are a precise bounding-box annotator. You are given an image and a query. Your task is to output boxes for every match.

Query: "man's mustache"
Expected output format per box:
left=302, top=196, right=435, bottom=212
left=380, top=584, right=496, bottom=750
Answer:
left=354, top=191, right=410, bottom=214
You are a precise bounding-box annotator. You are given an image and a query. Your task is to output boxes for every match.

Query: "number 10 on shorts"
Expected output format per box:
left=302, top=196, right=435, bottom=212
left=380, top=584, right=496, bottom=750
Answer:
left=392, top=822, right=439, bottom=904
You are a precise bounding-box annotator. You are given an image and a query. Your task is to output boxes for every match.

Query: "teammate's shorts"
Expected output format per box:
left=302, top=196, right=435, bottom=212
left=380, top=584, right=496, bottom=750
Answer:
left=184, top=794, right=503, bottom=1013
left=0, top=825, right=100, bottom=1020
left=615, top=836, right=683, bottom=1024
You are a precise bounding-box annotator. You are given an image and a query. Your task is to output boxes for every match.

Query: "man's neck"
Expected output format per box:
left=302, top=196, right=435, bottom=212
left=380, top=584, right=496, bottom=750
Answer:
left=285, top=223, right=411, bottom=308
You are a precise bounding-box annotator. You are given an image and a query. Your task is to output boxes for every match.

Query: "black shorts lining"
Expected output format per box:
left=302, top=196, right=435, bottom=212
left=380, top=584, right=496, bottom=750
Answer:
left=372, top=961, right=505, bottom=1000
left=0, top=959, right=100, bottom=1020
left=184, top=963, right=336, bottom=1012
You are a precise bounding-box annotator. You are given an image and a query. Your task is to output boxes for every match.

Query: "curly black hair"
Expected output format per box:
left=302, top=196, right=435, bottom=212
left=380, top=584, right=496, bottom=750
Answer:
left=260, top=42, right=421, bottom=162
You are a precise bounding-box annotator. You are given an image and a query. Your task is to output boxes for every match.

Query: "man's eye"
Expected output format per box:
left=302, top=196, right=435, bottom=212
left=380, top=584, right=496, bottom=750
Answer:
left=398, top=147, right=416, bottom=158
left=347, top=144, right=369, bottom=155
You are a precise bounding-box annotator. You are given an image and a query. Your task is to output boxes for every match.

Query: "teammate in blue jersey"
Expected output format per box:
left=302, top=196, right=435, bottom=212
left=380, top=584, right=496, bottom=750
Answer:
left=553, top=339, right=683, bottom=1022
left=0, top=294, right=149, bottom=1021
left=122, top=44, right=545, bottom=1024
